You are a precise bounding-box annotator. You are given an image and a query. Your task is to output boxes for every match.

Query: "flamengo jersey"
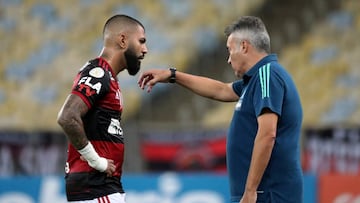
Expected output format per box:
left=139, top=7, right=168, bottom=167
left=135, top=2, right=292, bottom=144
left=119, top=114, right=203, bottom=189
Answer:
left=65, top=57, right=125, bottom=201
left=227, top=54, right=303, bottom=203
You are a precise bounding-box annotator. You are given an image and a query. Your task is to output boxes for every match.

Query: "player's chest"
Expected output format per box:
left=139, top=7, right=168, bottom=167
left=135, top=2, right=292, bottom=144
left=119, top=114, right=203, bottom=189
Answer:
left=99, top=80, right=123, bottom=112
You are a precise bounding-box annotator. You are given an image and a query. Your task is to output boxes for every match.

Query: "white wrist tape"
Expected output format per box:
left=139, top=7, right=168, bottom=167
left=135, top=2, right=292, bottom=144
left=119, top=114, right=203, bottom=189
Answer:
left=78, top=142, right=108, bottom=172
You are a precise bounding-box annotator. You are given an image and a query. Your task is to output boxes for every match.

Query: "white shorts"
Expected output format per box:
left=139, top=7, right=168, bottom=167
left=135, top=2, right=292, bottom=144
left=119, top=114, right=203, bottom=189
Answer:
left=69, top=193, right=126, bottom=203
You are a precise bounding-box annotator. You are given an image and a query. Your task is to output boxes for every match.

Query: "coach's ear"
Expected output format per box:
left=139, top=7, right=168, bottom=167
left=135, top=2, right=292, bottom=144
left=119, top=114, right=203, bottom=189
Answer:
left=240, top=40, right=249, bottom=53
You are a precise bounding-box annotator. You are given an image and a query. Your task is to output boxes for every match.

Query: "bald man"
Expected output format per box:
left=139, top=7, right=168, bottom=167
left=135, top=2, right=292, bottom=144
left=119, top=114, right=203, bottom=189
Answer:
left=57, top=14, right=148, bottom=202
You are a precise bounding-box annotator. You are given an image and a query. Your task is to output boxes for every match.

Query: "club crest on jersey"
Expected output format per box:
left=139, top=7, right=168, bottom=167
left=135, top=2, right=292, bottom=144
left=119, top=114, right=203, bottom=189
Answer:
left=89, top=67, right=105, bottom=78
left=235, top=87, right=247, bottom=111
left=78, top=76, right=102, bottom=96
left=235, top=97, right=243, bottom=111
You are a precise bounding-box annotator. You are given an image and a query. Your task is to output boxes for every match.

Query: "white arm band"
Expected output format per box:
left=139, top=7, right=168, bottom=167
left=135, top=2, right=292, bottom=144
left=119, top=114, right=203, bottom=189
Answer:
left=78, top=142, right=108, bottom=172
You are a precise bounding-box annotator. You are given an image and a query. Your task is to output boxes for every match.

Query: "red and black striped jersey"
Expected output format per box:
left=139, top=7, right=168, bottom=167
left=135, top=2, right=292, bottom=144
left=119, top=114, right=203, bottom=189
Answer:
left=65, top=57, right=125, bottom=201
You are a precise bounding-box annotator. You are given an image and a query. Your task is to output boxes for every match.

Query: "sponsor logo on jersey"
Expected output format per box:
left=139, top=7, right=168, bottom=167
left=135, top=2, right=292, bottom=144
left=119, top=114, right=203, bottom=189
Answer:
left=77, top=76, right=102, bottom=96
left=108, top=118, right=123, bottom=139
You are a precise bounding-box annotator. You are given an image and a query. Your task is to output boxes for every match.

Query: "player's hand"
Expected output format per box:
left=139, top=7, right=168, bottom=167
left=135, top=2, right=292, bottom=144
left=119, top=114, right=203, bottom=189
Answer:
left=104, top=159, right=116, bottom=177
left=138, top=69, right=171, bottom=92
left=80, top=156, right=115, bottom=176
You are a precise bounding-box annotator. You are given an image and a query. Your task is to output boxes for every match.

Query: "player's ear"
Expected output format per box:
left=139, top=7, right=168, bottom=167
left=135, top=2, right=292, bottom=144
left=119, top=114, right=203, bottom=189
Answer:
left=117, top=33, right=127, bottom=49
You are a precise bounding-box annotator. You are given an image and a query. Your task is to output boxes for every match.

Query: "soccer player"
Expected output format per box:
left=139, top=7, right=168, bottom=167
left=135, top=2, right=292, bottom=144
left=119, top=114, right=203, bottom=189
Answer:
left=57, top=14, right=147, bottom=202
left=138, top=16, right=303, bottom=203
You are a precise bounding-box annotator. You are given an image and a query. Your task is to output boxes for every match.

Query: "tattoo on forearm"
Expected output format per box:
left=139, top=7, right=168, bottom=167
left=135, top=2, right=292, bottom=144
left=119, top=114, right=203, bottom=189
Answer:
left=63, top=115, right=88, bottom=150
left=59, top=95, right=89, bottom=150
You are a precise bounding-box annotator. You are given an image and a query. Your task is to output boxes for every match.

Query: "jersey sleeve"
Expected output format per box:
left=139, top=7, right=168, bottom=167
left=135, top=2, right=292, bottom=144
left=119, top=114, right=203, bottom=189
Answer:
left=253, top=64, right=284, bottom=117
left=232, top=79, right=245, bottom=97
left=71, top=66, right=110, bottom=108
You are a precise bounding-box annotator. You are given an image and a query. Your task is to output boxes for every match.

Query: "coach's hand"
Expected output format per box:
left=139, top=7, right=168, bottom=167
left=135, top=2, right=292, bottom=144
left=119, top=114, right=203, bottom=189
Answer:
left=239, top=190, right=257, bottom=203
left=138, top=69, right=172, bottom=92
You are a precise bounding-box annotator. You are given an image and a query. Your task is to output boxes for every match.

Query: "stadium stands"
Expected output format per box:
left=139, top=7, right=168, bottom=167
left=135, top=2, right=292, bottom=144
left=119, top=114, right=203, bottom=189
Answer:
left=280, top=0, right=360, bottom=126
left=1, top=0, right=359, bottom=131
left=202, top=0, right=360, bottom=128
left=0, top=0, right=266, bottom=130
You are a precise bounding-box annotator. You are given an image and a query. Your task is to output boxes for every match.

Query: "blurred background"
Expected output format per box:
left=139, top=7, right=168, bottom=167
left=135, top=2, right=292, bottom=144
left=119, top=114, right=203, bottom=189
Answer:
left=0, top=0, right=359, bottom=202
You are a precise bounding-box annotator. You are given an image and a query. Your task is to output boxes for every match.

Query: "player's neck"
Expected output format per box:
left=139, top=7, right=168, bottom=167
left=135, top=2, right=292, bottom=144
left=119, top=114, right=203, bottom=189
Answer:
left=99, top=48, right=125, bottom=75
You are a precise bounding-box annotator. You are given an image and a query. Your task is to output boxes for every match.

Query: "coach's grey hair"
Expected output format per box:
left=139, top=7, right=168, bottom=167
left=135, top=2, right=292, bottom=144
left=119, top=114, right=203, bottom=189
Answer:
left=225, top=16, right=271, bottom=54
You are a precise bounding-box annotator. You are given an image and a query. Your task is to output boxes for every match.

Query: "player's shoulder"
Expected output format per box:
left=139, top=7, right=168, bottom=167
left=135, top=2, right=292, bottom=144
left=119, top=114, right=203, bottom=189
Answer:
left=78, top=59, right=110, bottom=79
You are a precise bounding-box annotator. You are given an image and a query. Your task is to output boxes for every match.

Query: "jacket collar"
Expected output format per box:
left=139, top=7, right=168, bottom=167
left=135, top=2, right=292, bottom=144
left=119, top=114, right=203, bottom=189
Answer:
left=243, top=54, right=278, bottom=83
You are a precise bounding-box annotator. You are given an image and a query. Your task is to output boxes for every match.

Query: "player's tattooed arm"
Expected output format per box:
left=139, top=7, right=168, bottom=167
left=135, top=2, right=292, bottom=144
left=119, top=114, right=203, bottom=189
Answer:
left=57, top=94, right=89, bottom=150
